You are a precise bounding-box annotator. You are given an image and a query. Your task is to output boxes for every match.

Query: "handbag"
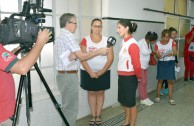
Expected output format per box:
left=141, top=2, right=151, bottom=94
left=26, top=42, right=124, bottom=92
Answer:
left=149, top=51, right=157, bottom=65
left=149, top=44, right=157, bottom=65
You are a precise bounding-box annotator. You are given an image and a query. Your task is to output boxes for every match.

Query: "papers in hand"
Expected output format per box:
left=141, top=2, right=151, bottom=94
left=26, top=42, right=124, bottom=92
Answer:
left=175, top=66, right=180, bottom=72
left=60, top=50, right=80, bottom=70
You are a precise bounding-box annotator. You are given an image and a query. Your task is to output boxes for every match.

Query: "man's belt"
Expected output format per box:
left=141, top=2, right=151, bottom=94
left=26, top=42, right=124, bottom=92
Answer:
left=57, top=70, right=78, bottom=74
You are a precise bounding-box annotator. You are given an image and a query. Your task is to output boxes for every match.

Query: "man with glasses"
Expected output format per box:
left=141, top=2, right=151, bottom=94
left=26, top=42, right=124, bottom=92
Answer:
left=54, top=13, right=109, bottom=126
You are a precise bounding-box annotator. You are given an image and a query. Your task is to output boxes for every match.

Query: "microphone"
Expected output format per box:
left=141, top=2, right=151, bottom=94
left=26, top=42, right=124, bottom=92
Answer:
left=107, top=36, right=116, bottom=48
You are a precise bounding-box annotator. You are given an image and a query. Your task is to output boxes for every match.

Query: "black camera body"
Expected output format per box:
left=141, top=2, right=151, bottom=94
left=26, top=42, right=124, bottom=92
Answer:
left=0, top=0, right=54, bottom=46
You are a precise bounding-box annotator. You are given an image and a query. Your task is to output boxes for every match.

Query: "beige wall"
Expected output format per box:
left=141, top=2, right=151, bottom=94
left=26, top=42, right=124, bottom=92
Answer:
left=164, top=0, right=187, bottom=15
left=164, top=0, right=175, bottom=13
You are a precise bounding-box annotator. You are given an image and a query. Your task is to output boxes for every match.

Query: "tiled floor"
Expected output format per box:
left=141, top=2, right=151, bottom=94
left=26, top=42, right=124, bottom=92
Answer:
left=76, top=78, right=194, bottom=126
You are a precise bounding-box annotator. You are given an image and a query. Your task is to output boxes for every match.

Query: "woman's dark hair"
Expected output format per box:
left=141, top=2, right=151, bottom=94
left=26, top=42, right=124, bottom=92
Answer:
left=118, top=19, right=137, bottom=34
left=169, top=27, right=177, bottom=34
left=161, top=29, right=170, bottom=37
left=91, top=18, right=102, bottom=26
left=90, top=18, right=102, bottom=33
left=145, top=31, right=158, bottom=41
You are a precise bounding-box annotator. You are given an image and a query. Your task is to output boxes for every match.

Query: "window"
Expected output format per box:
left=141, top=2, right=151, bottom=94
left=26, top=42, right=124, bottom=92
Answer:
left=0, top=0, right=18, bottom=12
left=165, top=0, right=190, bottom=58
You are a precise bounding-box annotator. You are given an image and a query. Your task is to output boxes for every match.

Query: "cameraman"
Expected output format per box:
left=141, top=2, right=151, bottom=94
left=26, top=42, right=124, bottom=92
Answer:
left=0, top=29, right=51, bottom=126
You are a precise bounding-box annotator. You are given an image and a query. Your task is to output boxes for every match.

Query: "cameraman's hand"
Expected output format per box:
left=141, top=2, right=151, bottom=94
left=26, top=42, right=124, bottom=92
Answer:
left=98, top=47, right=109, bottom=55
left=36, top=29, right=52, bottom=46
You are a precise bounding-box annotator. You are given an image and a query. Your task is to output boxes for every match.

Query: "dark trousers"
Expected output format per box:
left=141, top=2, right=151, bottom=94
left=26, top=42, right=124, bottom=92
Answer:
left=184, top=67, right=194, bottom=79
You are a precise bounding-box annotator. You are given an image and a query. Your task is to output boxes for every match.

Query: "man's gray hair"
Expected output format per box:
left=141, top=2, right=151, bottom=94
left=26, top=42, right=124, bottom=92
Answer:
left=60, top=13, right=76, bottom=28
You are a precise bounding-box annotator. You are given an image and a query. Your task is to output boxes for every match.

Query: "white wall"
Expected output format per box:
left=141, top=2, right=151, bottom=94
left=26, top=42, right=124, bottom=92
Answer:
left=102, top=0, right=165, bottom=22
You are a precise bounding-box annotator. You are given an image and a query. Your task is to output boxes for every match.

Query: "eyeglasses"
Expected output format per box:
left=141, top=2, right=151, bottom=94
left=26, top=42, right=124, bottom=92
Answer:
left=93, top=25, right=103, bottom=29
left=69, top=22, right=77, bottom=25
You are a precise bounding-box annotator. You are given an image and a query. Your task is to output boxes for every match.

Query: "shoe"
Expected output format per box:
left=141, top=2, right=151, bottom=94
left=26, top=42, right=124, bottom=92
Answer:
left=160, top=90, right=164, bottom=96
left=122, top=124, right=130, bottom=126
left=95, top=116, right=102, bottom=125
left=140, top=99, right=153, bottom=106
left=164, top=88, right=169, bottom=94
left=146, top=98, right=154, bottom=105
left=169, top=99, right=176, bottom=105
left=154, top=97, right=160, bottom=103
left=184, top=78, right=189, bottom=83
left=89, top=116, right=96, bottom=125
left=190, top=78, right=194, bottom=81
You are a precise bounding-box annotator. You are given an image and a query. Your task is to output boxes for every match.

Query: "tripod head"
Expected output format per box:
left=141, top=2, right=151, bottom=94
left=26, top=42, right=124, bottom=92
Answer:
left=13, top=43, right=33, bottom=56
left=19, top=45, right=32, bottom=54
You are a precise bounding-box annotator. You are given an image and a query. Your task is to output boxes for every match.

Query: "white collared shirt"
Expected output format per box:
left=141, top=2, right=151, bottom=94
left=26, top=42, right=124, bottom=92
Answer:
left=54, top=28, right=80, bottom=71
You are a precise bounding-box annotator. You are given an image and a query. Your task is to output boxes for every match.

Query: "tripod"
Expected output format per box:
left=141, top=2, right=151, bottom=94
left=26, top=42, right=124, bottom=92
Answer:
left=11, top=48, right=69, bottom=126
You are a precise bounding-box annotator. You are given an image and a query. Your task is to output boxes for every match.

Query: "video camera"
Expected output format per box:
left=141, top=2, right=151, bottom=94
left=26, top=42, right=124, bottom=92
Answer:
left=0, top=0, right=54, bottom=46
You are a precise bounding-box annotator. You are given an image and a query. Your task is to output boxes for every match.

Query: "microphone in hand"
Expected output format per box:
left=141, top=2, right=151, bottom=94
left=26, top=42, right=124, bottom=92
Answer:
left=107, top=36, right=116, bottom=48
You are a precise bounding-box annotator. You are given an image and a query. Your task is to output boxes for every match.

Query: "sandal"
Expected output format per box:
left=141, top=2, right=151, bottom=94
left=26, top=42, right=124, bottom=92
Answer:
left=154, top=97, right=160, bottom=103
left=95, top=116, right=102, bottom=125
left=169, top=99, right=176, bottom=105
left=122, top=124, right=130, bottom=126
left=88, top=116, right=96, bottom=125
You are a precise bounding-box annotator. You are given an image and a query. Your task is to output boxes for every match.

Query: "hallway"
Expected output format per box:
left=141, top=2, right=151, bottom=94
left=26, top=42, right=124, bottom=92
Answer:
left=77, top=78, right=194, bottom=126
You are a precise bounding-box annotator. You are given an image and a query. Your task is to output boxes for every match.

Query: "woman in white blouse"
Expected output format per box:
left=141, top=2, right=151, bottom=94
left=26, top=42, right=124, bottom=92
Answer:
left=138, top=31, right=158, bottom=106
